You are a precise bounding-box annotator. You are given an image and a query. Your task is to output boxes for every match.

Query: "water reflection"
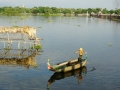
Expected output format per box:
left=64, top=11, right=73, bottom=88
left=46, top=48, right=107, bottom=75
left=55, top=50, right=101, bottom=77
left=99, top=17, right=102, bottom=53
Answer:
left=0, top=49, right=41, bottom=69
left=47, top=66, right=87, bottom=90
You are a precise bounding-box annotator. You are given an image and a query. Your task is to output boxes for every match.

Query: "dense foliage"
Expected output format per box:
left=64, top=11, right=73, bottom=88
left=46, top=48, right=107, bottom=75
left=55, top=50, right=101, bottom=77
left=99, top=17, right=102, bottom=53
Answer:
left=0, top=6, right=120, bottom=16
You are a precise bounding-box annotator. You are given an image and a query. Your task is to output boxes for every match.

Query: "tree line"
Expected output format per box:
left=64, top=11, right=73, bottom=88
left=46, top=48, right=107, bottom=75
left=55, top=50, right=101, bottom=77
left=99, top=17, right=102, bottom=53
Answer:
left=0, top=6, right=120, bottom=16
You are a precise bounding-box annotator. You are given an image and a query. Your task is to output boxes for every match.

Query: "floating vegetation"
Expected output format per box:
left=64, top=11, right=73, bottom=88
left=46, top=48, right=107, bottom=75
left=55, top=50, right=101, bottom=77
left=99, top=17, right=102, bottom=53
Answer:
left=108, top=43, right=113, bottom=47
left=113, top=19, right=120, bottom=22
left=30, top=44, right=42, bottom=50
left=33, top=63, right=38, bottom=68
left=47, top=20, right=53, bottom=22
left=14, top=20, right=17, bottom=23
left=20, top=16, right=25, bottom=20
left=37, top=27, right=41, bottom=28
left=12, top=26, right=20, bottom=28
left=72, top=17, right=76, bottom=19
left=4, top=47, right=11, bottom=50
left=47, top=20, right=50, bottom=22
left=77, top=25, right=81, bottom=27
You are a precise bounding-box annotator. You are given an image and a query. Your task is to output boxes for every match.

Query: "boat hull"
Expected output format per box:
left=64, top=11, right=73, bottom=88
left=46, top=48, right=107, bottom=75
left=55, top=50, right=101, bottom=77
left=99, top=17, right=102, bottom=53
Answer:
left=55, top=60, right=86, bottom=72
left=49, top=59, right=87, bottom=73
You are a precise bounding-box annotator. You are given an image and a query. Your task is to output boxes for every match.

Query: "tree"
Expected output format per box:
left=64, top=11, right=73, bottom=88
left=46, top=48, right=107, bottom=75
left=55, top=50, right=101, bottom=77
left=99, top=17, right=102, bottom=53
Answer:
left=75, top=8, right=82, bottom=14
left=82, top=9, right=88, bottom=13
left=0, top=7, right=4, bottom=13
left=87, top=8, right=93, bottom=14
left=91, top=8, right=97, bottom=13
left=102, top=8, right=109, bottom=14
left=51, top=7, right=59, bottom=14
left=96, top=8, right=102, bottom=12
left=109, top=10, right=115, bottom=14
left=115, top=9, right=120, bottom=15
left=31, top=7, right=39, bottom=14
left=62, top=8, right=71, bottom=14
left=38, top=6, right=45, bottom=13
left=32, top=9, right=39, bottom=14
left=3, top=6, right=13, bottom=15
left=44, top=7, right=53, bottom=14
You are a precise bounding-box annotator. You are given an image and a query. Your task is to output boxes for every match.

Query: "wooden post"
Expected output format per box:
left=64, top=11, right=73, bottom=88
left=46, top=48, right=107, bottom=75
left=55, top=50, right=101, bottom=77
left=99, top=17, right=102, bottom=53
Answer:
left=18, top=42, right=20, bottom=50
left=22, top=41, right=24, bottom=49
left=18, top=49, right=20, bottom=58
left=10, top=40, right=12, bottom=49
left=8, top=42, right=9, bottom=49
left=4, top=41, right=5, bottom=48
left=7, top=32, right=9, bottom=41
left=24, top=41, right=26, bottom=49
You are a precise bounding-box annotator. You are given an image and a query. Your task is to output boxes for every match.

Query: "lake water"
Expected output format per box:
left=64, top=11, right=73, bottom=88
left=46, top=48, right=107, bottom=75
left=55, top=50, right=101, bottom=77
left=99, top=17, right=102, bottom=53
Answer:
left=0, top=15, right=120, bottom=90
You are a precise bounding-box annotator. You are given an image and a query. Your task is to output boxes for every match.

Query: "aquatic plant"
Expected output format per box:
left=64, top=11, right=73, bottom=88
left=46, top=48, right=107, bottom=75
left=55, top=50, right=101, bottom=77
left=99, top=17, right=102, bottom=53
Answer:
left=77, top=25, right=81, bottom=27
left=4, top=47, right=11, bottom=50
left=12, top=26, right=20, bottom=28
left=30, top=44, right=42, bottom=50
left=37, top=27, right=41, bottom=28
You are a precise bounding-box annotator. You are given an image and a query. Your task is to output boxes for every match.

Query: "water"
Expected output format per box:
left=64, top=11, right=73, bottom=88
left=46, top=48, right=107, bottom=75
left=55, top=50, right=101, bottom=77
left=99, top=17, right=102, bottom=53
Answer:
left=0, top=15, right=120, bottom=90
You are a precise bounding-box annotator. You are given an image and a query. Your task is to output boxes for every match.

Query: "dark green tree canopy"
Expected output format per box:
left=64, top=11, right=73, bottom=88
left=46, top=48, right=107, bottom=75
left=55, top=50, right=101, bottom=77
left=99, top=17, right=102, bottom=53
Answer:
left=0, top=6, right=119, bottom=16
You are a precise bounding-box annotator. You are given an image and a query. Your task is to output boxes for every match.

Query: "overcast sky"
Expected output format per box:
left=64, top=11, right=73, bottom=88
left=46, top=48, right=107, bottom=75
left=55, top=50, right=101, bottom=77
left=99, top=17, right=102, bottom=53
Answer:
left=0, top=0, right=120, bottom=10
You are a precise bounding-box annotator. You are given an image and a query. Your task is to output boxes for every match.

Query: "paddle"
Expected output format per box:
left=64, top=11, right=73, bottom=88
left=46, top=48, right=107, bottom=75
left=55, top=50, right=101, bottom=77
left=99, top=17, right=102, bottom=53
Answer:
left=84, top=52, right=96, bottom=71
left=84, top=51, right=88, bottom=59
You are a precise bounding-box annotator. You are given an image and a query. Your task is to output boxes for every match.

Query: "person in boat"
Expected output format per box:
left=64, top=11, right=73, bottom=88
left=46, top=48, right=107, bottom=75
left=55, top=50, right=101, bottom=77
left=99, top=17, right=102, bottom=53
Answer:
left=75, top=48, right=84, bottom=61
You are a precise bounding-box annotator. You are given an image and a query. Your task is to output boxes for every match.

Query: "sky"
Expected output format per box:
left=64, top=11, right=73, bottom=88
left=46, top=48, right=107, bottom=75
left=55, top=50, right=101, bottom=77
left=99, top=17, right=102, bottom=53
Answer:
left=0, top=0, right=120, bottom=10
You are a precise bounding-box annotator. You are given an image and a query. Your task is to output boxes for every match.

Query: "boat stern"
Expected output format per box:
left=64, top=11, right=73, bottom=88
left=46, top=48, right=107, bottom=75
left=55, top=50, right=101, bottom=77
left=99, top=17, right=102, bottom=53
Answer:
left=82, top=60, right=87, bottom=66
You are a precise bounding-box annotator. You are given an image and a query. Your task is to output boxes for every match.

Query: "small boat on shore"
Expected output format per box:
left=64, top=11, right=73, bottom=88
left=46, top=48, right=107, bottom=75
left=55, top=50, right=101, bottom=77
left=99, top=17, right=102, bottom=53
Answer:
left=47, top=57, right=87, bottom=73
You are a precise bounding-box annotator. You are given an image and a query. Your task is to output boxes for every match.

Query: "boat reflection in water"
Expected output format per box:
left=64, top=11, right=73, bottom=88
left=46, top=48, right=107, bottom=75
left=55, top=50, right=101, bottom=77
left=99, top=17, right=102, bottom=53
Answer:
left=47, top=66, right=87, bottom=90
left=0, top=49, right=40, bottom=69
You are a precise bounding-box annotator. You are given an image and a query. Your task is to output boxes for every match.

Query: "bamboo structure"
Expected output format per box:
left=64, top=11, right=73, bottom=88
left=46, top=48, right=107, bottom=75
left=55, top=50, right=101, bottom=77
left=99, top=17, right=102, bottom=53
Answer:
left=0, top=26, right=42, bottom=68
left=0, top=26, right=41, bottom=50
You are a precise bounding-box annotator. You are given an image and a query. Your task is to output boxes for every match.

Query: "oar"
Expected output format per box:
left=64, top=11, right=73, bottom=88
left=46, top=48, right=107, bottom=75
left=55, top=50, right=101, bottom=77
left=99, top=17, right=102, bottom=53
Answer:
left=84, top=51, right=88, bottom=59
left=84, top=51, right=89, bottom=64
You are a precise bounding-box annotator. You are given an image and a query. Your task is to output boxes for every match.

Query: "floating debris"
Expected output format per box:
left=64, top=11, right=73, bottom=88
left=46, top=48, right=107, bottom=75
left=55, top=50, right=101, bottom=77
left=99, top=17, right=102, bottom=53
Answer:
left=37, top=27, right=41, bottom=28
left=77, top=25, right=81, bottom=27
left=108, top=43, right=113, bottom=46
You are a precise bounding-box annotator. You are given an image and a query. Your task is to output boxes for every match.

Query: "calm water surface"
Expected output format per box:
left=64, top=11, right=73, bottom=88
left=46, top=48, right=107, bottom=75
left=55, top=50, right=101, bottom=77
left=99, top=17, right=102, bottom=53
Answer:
left=0, top=15, right=120, bottom=90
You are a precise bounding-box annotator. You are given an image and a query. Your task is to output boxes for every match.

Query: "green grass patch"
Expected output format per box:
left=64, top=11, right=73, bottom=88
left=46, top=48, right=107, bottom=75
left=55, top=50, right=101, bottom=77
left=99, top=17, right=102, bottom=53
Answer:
left=4, top=48, right=11, bottom=50
left=30, top=45, right=42, bottom=50
left=37, top=27, right=41, bottom=28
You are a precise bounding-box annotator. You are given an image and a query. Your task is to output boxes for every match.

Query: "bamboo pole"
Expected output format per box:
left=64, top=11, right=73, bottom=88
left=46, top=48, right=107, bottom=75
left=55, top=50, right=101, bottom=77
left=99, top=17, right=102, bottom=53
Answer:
left=4, top=41, right=5, bottom=48
left=18, top=42, right=20, bottom=50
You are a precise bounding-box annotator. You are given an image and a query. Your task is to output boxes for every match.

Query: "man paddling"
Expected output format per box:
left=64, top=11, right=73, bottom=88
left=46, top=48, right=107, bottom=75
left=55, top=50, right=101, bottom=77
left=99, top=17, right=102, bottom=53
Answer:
left=75, top=48, right=84, bottom=61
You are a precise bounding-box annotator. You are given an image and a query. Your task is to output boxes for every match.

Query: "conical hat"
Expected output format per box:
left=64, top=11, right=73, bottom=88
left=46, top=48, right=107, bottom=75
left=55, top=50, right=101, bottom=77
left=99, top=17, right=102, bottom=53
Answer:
left=79, top=48, right=83, bottom=50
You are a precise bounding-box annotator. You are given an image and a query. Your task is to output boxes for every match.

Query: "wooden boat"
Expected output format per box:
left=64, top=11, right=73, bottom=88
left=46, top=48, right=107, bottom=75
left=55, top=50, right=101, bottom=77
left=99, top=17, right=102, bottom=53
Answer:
left=47, top=58, right=87, bottom=73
